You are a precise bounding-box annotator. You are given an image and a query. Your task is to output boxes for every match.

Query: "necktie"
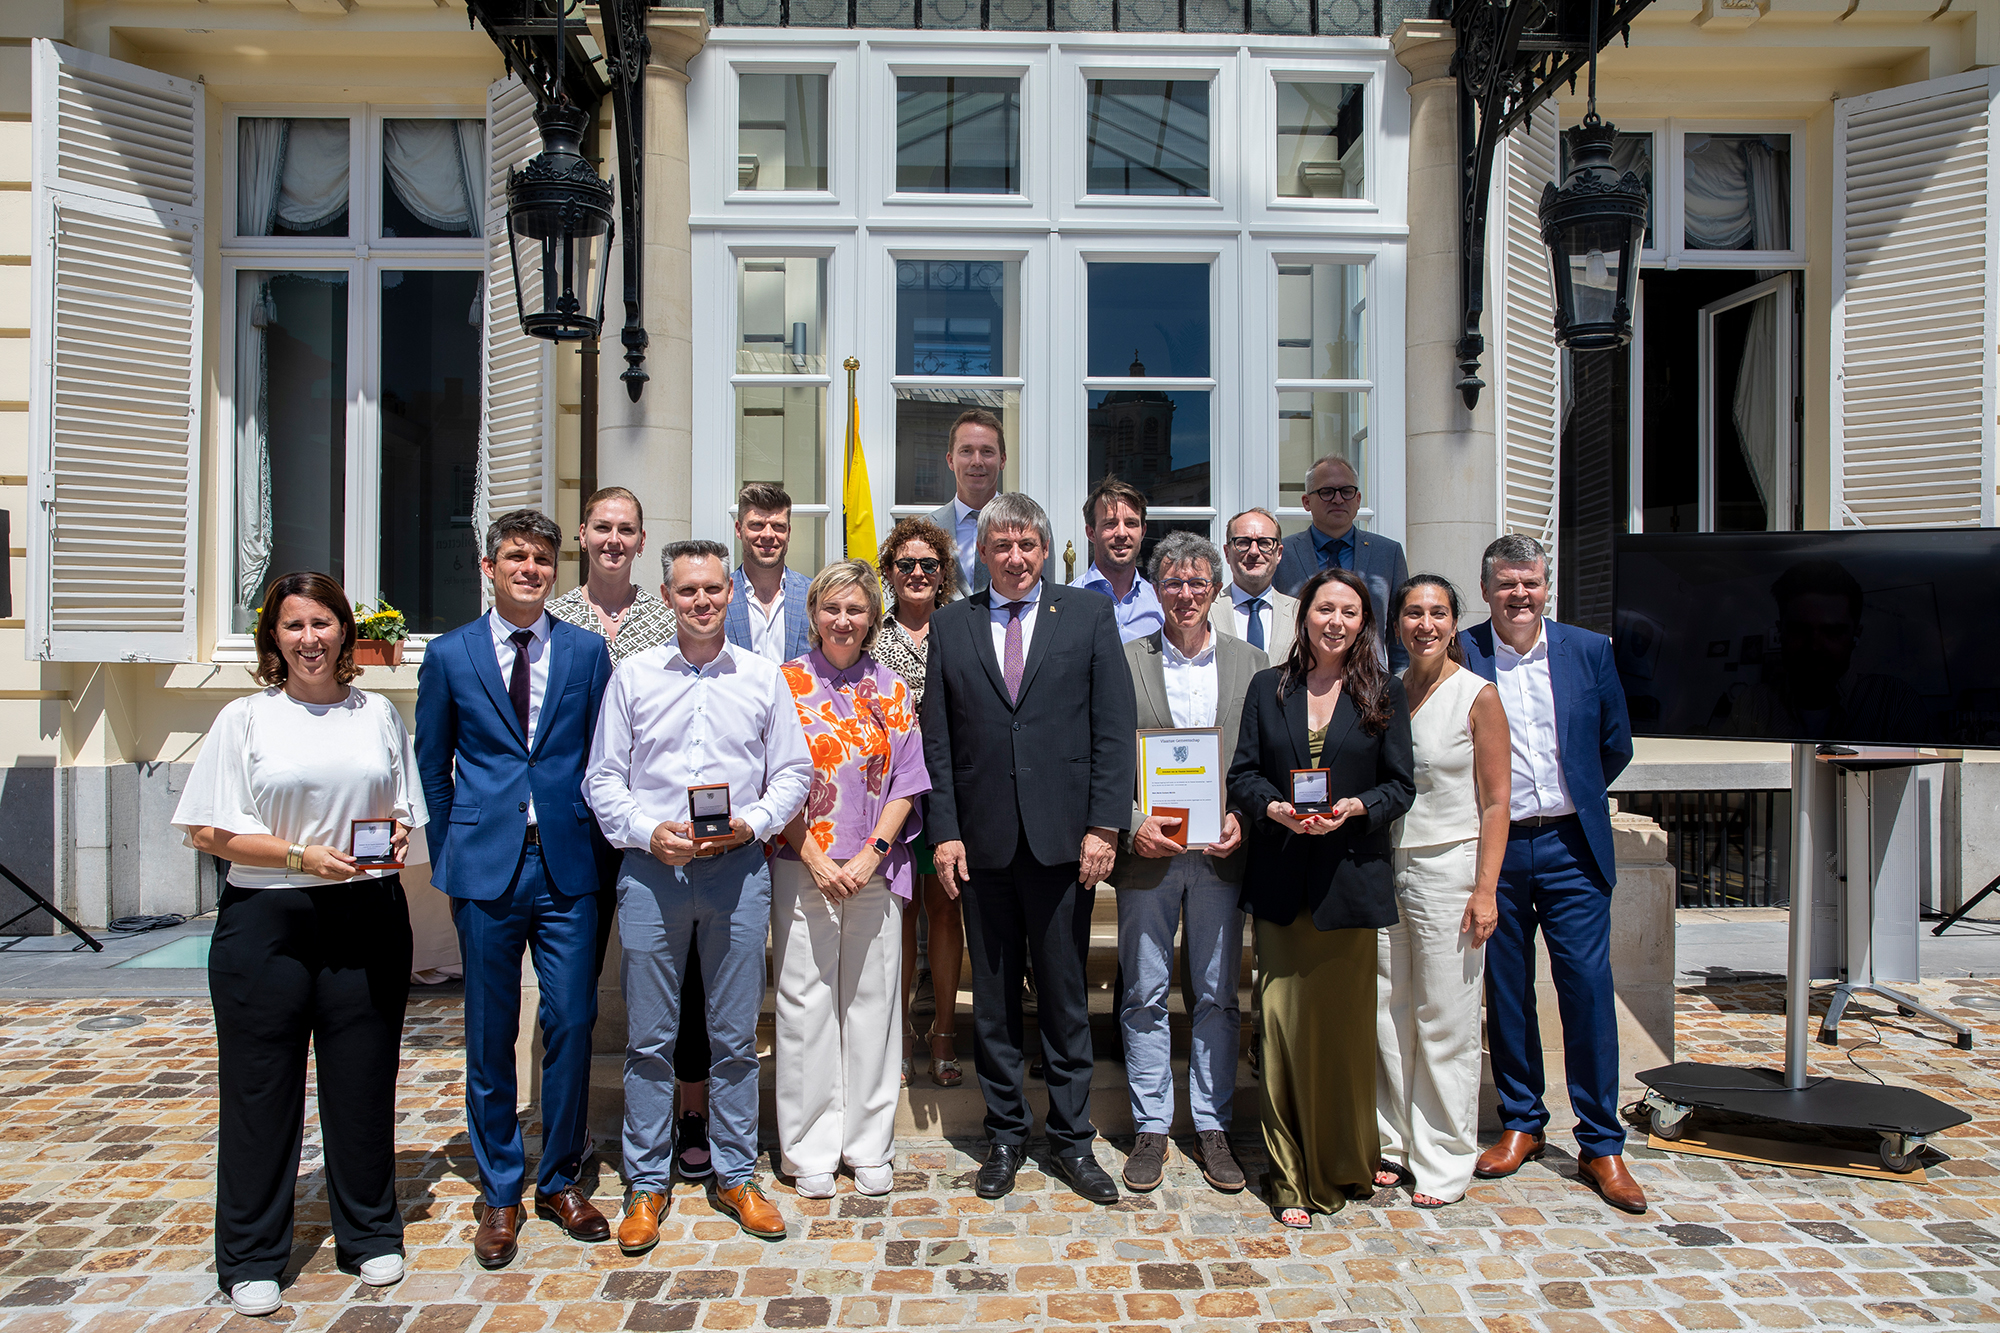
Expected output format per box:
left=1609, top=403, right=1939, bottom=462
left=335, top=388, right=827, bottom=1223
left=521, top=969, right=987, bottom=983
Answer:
left=508, top=628, right=534, bottom=740
left=1318, top=537, right=1349, bottom=571
left=1246, top=597, right=1266, bottom=651
left=1002, top=601, right=1027, bottom=704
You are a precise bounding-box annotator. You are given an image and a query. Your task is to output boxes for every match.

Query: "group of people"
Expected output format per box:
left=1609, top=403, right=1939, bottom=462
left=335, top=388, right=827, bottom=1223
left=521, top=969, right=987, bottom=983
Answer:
left=172, top=408, right=1640, bottom=1317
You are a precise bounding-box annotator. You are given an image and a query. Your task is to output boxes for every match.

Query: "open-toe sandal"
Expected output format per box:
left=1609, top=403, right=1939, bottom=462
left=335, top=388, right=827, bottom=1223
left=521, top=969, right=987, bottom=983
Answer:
left=925, top=1028, right=963, bottom=1088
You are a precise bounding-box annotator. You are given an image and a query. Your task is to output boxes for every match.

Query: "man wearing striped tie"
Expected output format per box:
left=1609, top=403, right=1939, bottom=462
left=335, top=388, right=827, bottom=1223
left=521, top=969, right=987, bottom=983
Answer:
left=919, top=492, right=1137, bottom=1208
left=1209, top=507, right=1298, bottom=662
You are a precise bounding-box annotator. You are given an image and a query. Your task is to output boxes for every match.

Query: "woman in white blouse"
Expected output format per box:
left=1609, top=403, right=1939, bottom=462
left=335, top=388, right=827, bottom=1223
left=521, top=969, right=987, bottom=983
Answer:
left=172, top=572, right=427, bottom=1318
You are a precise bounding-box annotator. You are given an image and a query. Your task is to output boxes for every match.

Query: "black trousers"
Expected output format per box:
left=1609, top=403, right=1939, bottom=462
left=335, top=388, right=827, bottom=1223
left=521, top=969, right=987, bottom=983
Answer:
left=960, top=834, right=1096, bottom=1153
left=209, top=879, right=412, bottom=1289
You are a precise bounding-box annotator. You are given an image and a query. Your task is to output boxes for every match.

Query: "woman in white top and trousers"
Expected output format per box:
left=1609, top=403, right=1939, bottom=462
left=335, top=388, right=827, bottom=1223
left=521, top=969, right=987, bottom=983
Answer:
left=173, top=572, right=427, bottom=1317
left=1375, top=575, right=1511, bottom=1208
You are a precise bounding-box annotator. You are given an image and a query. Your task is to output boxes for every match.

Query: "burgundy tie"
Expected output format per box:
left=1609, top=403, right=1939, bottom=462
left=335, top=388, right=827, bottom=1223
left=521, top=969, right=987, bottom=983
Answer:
left=1002, top=601, right=1027, bottom=704
left=508, top=629, right=533, bottom=739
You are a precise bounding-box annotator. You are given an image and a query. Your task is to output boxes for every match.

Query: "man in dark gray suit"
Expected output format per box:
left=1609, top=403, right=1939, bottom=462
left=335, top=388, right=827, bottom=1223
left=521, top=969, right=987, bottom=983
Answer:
left=924, top=408, right=1005, bottom=595
left=1272, top=454, right=1409, bottom=669
left=922, top=492, right=1135, bottom=1206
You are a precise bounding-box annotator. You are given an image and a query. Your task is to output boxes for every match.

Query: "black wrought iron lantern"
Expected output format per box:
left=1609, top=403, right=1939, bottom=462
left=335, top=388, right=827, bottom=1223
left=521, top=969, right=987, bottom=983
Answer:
left=506, top=102, right=614, bottom=342
left=1538, top=116, right=1648, bottom=351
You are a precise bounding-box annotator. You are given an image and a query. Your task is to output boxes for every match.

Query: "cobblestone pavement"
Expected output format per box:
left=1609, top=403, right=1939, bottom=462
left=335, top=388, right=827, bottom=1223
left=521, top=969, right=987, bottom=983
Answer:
left=4, top=979, right=2000, bottom=1332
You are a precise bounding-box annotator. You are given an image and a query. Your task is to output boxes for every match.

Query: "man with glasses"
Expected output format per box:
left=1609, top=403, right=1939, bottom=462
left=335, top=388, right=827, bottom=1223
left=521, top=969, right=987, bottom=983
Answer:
left=1211, top=508, right=1298, bottom=661
left=1273, top=455, right=1408, bottom=669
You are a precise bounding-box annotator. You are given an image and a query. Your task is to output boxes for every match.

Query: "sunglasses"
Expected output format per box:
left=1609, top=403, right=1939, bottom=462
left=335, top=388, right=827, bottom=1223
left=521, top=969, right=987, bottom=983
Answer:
left=894, top=557, right=942, bottom=575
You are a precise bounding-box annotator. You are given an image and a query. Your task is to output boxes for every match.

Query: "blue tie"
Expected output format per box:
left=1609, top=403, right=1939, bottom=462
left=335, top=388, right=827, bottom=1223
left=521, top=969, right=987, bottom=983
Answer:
left=1319, top=536, right=1350, bottom=571
left=1246, top=598, right=1266, bottom=651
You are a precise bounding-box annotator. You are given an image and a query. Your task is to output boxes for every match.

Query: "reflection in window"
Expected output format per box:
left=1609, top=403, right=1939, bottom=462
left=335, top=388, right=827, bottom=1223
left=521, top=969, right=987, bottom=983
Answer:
left=1685, top=133, right=1791, bottom=251
left=896, top=260, right=1018, bottom=377
left=1276, top=263, right=1365, bottom=381
left=1088, top=389, right=1210, bottom=508
left=1276, top=83, right=1363, bottom=199
left=377, top=270, right=483, bottom=634
left=238, top=118, right=351, bottom=238
left=234, top=271, right=348, bottom=632
left=1277, top=392, right=1367, bottom=505
left=1086, top=263, right=1210, bottom=378
left=1086, top=80, right=1210, bottom=197
left=736, top=385, right=826, bottom=503
left=893, top=387, right=1021, bottom=506
left=380, top=120, right=485, bottom=239
left=1565, top=128, right=1654, bottom=248
left=738, top=73, right=828, bottom=192
left=897, top=77, right=1020, bottom=194
left=737, top=257, right=826, bottom=375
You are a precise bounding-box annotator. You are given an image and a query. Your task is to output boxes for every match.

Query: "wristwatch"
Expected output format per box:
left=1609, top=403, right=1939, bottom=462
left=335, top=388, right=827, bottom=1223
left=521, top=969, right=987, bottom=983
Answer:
left=869, top=836, right=892, bottom=856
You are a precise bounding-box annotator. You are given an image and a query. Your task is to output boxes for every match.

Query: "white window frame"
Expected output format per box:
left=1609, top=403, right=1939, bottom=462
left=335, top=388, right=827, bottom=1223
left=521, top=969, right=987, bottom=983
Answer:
left=1261, top=65, right=1382, bottom=217
left=1064, top=55, right=1232, bottom=215
left=880, top=53, right=1044, bottom=214
left=724, top=59, right=845, bottom=210
left=1611, top=118, right=1807, bottom=268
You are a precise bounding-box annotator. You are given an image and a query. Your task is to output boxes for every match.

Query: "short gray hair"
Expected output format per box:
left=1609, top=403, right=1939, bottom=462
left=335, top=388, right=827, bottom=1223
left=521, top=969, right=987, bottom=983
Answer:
left=805, top=559, right=884, bottom=654
left=662, top=538, right=730, bottom=583
left=1304, top=453, right=1358, bottom=493
left=486, top=508, right=563, bottom=562
left=1149, top=531, right=1222, bottom=586
left=1225, top=507, right=1280, bottom=539
left=1481, top=533, right=1550, bottom=587
left=975, top=492, right=1053, bottom=555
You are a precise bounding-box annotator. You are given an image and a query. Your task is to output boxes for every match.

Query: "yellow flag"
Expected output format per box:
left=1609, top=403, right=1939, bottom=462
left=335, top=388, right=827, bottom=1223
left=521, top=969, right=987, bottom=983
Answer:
left=843, top=363, right=877, bottom=560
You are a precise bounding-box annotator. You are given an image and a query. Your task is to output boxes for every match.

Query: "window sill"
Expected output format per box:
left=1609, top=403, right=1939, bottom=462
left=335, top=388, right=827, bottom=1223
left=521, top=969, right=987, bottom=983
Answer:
left=162, top=650, right=425, bottom=697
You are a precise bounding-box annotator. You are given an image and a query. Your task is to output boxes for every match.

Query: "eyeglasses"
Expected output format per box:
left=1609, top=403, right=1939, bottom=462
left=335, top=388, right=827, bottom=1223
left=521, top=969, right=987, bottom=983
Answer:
left=1308, top=485, right=1361, bottom=504
left=1227, top=536, right=1278, bottom=554
left=1157, top=578, right=1216, bottom=595
left=893, top=557, right=942, bottom=575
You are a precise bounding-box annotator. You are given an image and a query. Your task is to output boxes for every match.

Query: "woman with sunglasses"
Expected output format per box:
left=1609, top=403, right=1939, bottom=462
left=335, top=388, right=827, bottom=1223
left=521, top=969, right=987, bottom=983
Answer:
left=872, top=516, right=965, bottom=1088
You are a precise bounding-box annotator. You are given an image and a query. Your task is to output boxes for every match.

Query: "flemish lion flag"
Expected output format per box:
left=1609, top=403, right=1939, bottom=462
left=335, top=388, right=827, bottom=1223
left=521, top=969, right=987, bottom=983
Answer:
left=843, top=377, right=878, bottom=559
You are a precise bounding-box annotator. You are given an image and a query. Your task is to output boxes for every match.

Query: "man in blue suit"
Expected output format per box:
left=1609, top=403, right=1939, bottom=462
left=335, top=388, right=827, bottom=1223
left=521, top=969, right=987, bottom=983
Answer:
left=416, top=509, right=617, bottom=1266
left=724, top=482, right=811, bottom=662
left=1271, top=454, right=1408, bottom=670
left=1458, top=534, right=1644, bottom=1214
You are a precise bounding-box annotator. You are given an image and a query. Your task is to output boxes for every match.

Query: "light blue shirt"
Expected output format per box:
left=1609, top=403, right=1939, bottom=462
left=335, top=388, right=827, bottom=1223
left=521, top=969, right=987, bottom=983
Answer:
left=1076, top=563, right=1164, bottom=644
left=952, top=496, right=981, bottom=594
left=1310, top=525, right=1354, bottom=571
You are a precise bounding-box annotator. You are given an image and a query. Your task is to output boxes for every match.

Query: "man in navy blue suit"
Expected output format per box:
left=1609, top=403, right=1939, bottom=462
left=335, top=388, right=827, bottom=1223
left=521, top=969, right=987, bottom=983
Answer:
left=416, top=509, right=617, bottom=1266
left=1270, top=454, right=1408, bottom=670
left=1458, top=534, right=1644, bottom=1214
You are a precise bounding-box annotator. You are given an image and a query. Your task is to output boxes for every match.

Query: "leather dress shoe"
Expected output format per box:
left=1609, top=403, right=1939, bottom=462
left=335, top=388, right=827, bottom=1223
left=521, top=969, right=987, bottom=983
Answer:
left=618, top=1191, right=665, bottom=1255
left=1051, top=1150, right=1120, bottom=1206
left=473, top=1204, right=520, bottom=1269
left=975, top=1144, right=1027, bottom=1199
left=534, top=1185, right=610, bottom=1242
left=714, top=1181, right=787, bottom=1240
left=1578, top=1154, right=1648, bottom=1213
left=1473, top=1131, right=1547, bottom=1179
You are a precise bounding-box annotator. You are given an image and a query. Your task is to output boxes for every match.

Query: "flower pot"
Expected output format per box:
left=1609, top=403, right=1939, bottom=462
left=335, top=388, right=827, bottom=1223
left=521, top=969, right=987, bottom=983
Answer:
left=352, top=638, right=404, bottom=668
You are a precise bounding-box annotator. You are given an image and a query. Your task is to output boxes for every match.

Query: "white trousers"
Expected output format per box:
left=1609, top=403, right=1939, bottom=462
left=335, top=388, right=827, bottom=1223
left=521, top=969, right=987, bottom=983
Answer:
left=1375, top=838, right=1486, bottom=1202
left=771, top=858, right=905, bottom=1177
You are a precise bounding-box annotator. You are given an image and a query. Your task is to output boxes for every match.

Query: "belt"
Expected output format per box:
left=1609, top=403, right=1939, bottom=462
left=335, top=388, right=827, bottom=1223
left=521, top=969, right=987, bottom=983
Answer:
left=1508, top=812, right=1579, bottom=836
left=524, top=824, right=540, bottom=846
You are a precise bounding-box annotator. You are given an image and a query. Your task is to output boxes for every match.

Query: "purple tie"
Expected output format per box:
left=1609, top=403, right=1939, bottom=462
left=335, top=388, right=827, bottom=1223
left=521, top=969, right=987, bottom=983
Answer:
left=1002, top=601, right=1027, bottom=704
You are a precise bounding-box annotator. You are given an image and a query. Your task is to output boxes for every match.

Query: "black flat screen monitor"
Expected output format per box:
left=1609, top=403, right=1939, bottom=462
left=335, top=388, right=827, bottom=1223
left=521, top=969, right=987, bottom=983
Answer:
left=1614, top=530, right=2000, bottom=749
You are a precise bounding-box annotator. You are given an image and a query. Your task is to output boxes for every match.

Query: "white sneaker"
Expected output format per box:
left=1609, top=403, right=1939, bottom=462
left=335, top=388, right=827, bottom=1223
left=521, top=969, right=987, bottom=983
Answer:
left=852, top=1165, right=894, bottom=1196
left=358, top=1254, right=405, bottom=1286
left=793, top=1173, right=837, bottom=1199
left=228, top=1281, right=282, bottom=1317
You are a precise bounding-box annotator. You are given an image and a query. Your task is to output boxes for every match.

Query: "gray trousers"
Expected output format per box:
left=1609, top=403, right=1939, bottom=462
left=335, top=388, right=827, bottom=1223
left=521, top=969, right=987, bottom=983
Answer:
left=1116, top=853, right=1243, bottom=1134
left=618, top=843, right=770, bottom=1190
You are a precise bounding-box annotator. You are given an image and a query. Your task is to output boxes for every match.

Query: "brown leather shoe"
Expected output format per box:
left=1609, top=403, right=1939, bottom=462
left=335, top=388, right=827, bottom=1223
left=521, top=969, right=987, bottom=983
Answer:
left=1473, top=1131, right=1547, bottom=1179
left=534, top=1185, right=610, bottom=1242
left=473, top=1203, right=520, bottom=1269
left=617, top=1191, right=665, bottom=1255
left=713, top=1181, right=787, bottom=1240
left=1577, top=1153, right=1648, bottom=1214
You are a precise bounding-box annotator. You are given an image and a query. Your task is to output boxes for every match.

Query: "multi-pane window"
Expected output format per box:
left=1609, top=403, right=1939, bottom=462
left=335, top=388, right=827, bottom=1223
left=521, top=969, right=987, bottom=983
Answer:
left=1684, top=132, right=1791, bottom=252
left=738, top=73, right=828, bottom=191
left=1085, top=262, right=1213, bottom=529
left=893, top=259, right=1022, bottom=506
left=896, top=77, right=1021, bottom=194
left=735, top=257, right=828, bottom=571
left=1086, top=80, right=1210, bottom=197
left=1275, top=82, right=1363, bottom=199
left=1275, top=262, right=1369, bottom=509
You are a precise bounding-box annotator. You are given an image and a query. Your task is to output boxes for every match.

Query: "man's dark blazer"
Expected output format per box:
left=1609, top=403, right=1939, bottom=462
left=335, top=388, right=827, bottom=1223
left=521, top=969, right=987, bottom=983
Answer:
left=415, top=615, right=615, bottom=901
left=1227, top=668, right=1415, bottom=931
left=1272, top=526, right=1410, bottom=670
left=921, top=581, right=1137, bottom=869
left=1459, top=618, right=1633, bottom=890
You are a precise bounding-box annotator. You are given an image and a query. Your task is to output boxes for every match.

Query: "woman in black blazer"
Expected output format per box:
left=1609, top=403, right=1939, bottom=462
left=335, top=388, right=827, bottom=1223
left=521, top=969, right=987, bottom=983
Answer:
left=1228, top=568, right=1414, bottom=1228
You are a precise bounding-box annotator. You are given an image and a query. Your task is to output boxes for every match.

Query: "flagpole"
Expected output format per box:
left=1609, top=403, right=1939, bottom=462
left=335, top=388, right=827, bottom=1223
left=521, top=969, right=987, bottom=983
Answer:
left=844, top=356, right=859, bottom=557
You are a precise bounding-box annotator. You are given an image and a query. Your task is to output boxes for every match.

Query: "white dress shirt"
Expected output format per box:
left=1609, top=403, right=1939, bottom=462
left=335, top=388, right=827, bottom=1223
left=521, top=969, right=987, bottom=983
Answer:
left=952, top=495, right=982, bottom=592
left=746, top=583, right=788, bottom=662
left=490, top=608, right=551, bottom=821
left=584, top=638, right=814, bottom=850
left=1493, top=618, right=1574, bottom=820
left=1227, top=581, right=1273, bottom=644
left=1160, top=628, right=1219, bottom=729
left=988, top=578, right=1043, bottom=664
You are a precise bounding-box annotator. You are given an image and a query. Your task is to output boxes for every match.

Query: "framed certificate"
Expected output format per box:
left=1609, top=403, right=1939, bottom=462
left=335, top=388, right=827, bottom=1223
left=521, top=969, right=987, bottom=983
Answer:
left=1290, top=768, right=1332, bottom=815
left=349, top=818, right=403, bottom=870
left=1136, top=728, right=1225, bottom=848
left=688, top=783, right=733, bottom=844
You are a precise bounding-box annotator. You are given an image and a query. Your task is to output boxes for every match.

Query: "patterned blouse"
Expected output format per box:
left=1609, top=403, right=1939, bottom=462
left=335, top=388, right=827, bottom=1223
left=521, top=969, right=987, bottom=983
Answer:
left=774, top=649, right=931, bottom=899
left=546, top=585, right=676, bottom=664
left=872, top=614, right=932, bottom=712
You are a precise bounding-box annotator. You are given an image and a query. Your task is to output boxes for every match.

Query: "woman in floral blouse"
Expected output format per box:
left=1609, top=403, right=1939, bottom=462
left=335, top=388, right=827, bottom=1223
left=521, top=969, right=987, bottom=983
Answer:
left=772, top=560, right=931, bottom=1199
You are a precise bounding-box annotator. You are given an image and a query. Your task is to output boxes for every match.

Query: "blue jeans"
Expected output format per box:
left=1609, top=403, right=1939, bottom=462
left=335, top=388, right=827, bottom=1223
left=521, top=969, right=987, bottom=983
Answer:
left=617, top=843, right=771, bottom=1190
left=1116, top=854, right=1243, bottom=1134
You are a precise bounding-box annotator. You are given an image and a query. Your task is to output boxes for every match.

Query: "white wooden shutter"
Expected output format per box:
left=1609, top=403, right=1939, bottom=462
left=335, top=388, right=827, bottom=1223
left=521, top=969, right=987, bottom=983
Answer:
left=1492, top=109, right=1563, bottom=564
left=474, top=75, right=556, bottom=547
left=1833, top=69, right=1999, bottom=528
left=27, top=40, right=203, bottom=662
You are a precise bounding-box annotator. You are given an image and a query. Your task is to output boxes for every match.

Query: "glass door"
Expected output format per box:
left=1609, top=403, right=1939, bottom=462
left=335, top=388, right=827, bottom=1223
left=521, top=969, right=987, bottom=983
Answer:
left=1698, top=271, right=1795, bottom=532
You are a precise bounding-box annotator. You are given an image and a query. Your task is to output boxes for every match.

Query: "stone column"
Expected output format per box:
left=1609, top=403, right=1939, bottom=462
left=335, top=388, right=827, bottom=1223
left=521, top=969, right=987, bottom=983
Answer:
left=1393, top=20, right=1498, bottom=601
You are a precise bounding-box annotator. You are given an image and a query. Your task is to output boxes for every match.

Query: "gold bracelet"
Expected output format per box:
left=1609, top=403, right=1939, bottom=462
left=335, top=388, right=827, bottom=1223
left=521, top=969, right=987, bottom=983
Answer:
left=287, top=844, right=306, bottom=873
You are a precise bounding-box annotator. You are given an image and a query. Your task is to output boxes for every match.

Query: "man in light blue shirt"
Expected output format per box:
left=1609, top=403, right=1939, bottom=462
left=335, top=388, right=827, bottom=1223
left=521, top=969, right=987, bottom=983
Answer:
left=1075, top=475, right=1164, bottom=643
left=924, top=409, right=1005, bottom=595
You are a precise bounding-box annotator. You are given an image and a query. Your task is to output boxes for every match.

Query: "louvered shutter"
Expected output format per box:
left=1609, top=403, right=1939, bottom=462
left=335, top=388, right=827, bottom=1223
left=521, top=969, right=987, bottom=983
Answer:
left=1491, top=109, right=1563, bottom=564
left=474, top=75, right=556, bottom=549
left=26, top=40, right=203, bottom=662
left=1833, top=69, right=1999, bottom=528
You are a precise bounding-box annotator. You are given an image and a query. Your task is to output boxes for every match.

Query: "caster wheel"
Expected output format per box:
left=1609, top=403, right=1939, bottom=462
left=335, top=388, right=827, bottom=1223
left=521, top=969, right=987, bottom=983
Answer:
left=1650, top=1106, right=1689, bottom=1142
left=1880, top=1140, right=1916, bottom=1173
left=1896, top=1005, right=1916, bottom=1018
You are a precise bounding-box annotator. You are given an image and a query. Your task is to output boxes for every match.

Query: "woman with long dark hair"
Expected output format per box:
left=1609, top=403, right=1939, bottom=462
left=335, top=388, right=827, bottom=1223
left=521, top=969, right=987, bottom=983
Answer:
left=1227, top=567, right=1414, bottom=1228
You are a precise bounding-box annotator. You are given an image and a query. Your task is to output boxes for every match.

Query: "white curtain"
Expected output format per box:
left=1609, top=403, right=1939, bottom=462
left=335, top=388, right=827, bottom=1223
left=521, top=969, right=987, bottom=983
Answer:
left=1685, top=134, right=1788, bottom=251
left=234, top=276, right=274, bottom=629
left=237, top=119, right=286, bottom=236
left=383, top=119, right=485, bottom=237
left=237, top=117, right=349, bottom=236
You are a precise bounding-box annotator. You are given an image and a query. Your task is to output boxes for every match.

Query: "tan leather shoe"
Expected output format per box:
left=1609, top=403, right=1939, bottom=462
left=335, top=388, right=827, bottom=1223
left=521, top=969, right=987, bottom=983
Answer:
left=617, top=1191, right=665, bottom=1255
left=713, top=1181, right=787, bottom=1240
left=1473, top=1131, right=1547, bottom=1179
left=473, top=1204, right=519, bottom=1269
left=1578, top=1154, right=1648, bottom=1214
left=534, top=1185, right=610, bottom=1242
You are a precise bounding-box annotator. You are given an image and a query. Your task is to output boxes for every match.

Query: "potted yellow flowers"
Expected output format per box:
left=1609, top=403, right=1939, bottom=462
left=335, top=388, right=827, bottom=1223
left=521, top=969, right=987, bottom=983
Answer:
left=352, top=600, right=409, bottom=667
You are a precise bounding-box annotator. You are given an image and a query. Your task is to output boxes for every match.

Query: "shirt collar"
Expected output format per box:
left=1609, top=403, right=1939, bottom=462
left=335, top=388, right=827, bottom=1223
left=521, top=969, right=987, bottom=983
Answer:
left=809, top=647, right=871, bottom=688
left=1494, top=619, right=1551, bottom=664
left=1081, top=563, right=1148, bottom=604
left=992, top=579, right=1042, bottom=611
left=1161, top=627, right=1215, bottom=666
left=1230, top=580, right=1271, bottom=609
left=1311, top=526, right=1354, bottom=557
left=665, top=635, right=738, bottom=675
left=489, top=608, right=551, bottom=645
left=953, top=495, right=982, bottom=525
